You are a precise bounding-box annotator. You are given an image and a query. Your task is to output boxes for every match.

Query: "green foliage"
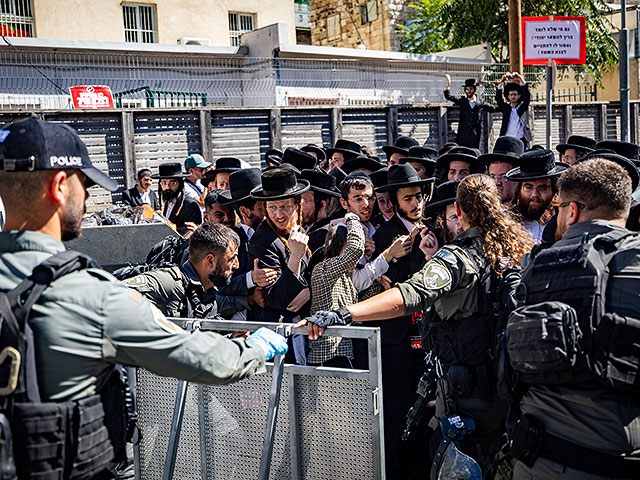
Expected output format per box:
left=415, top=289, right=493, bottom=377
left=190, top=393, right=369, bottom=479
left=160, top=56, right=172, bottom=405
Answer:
left=400, top=0, right=620, bottom=85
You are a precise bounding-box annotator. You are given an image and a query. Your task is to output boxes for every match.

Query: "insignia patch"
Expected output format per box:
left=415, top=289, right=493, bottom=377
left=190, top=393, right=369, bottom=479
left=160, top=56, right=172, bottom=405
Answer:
left=434, top=248, right=458, bottom=266
left=122, top=275, right=148, bottom=287
left=151, top=305, right=185, bottom=335
left=422, top=261, right=452, bottom=290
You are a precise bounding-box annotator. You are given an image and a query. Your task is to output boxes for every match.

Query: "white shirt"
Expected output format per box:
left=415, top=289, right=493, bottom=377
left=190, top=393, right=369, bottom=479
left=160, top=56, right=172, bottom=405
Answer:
left=164, top=199, right=177, bottom=219
left=505, top=106, right=524, bottom=139
left=139, top=189, right=151, bottom=205
left=524, top=220, right=545, bottom=243
left=183, top=179, right=204, bottom=200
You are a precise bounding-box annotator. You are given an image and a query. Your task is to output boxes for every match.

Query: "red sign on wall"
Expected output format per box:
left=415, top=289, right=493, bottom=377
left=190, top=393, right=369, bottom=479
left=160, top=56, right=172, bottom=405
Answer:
left=522, top=16, right=586, bottom=65
left=69, top=85, right=115, bottom=109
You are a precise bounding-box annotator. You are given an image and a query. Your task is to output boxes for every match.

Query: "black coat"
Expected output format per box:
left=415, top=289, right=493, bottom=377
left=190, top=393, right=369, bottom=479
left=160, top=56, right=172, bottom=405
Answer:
left=444, top=90, right=498, bottom=148
left=248, top=221, right=310, bottom=321
left=164, top=192, right=202, bottom=236
left=496, top=83, right=532, bottom=142
left=372, top=214, right=427, bottom=344
left=121, top=186, right=159, bottom=210
left=232, top=225, right=252, bottom=277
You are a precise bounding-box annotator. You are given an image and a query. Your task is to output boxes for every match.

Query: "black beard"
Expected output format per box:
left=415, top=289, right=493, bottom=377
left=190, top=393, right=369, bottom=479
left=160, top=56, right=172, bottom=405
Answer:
left=518, top=196, right=549, bottom=221
left=161, top=188, right=180, bottom=202
left=397, top=205, right=421, bottom=224
left=209, top=263, right=232, bottom=287
left=61, top=200, right=86, bottom=241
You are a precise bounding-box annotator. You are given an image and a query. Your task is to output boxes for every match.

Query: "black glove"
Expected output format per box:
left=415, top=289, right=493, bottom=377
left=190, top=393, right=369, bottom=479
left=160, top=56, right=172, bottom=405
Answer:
left=307, top=307, right=353, bottom=329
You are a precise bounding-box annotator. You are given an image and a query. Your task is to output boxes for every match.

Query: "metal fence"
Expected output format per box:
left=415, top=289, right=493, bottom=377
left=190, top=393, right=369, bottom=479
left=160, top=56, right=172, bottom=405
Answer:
left=133, top=319, right=385, bottom=480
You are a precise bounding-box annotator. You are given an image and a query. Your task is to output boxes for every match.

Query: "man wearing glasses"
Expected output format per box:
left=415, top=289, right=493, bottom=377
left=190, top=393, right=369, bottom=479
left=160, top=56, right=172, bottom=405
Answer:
left=506, top=149, right=569, bottom=242
left=152, top=162, right=203, bottom=235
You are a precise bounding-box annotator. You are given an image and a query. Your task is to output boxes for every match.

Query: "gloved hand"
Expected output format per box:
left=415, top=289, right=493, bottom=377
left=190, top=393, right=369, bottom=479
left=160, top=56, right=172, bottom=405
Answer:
left=306, top=307, right=353, bottom=330
left=246, top=327, right=288, bottom=361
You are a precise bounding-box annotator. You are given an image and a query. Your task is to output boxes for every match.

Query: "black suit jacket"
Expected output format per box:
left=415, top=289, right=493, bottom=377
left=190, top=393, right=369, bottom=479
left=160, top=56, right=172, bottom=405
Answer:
left=165, top=193, right=202, bottom=236
left=496, top=83, right=532, bottom=142
left=121, top=186, right=159, bottom=210
left=232, top=224, right=252, bottom=277
left=444, top=90, right=497, bottom=148
left=372, top=214, right=427, bottom=344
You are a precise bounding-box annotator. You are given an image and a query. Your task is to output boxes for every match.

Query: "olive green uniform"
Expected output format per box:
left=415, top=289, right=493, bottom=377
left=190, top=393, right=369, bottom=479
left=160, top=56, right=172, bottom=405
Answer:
left=0, top=231, right=266, bottom=403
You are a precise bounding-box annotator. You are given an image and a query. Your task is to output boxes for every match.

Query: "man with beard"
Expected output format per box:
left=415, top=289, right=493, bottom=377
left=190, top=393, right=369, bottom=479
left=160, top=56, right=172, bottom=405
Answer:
left=507, top=149, right=568, bottom=242
left=326, top=139, right=362, bottom=170
left=371, top=163, right=435, bottom=480
left=0, top=118, right=287, bottom=479
left=478, top=136, right=524, bottom=208
left=423, top=180, right=462, bottom=247
left=204, top=189, right=236, bottom=227
left=382, top=135, right=419, bottom=167
left=154, top=162, right=202, bottom=235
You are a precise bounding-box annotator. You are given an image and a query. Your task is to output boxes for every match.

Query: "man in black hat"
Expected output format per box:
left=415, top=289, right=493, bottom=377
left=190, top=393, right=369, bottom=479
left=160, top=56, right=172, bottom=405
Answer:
left=556, top=135, right=596, bottom=165
left=202, top=157, right=242, bottom=191
left=507, top=149, right=569, bottom=242
left=369, top=168, right=394, bottom=227
left=264, top=148, right=283, bottom=169
left=478, top=136, right=524, bottom=207
left=435, top=146, right=485, bottom=183
left=423, top=180, right=462, bottom=247
left=400, top=146, right=438, bottom=180
left=300, top=169, right=342, bottom=252
left=341, top=154, right=385, bottom=175
left=326, top=139, right=362, bottom=170
left=382, top=135, right=419, bottom=166
left=153, top=162, right=203, bottom=235
left=496, top=72, right=532, bottom=148
left=301, top=144, right=328, bottom=171
left=444, top=75, right=497, bottom=149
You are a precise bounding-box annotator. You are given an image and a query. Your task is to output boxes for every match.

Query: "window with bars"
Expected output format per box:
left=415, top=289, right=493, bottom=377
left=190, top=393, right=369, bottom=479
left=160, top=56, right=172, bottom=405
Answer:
left=0, top=0, right=34, bottom=37
left=122, top=3, right=157, bottom=43
left=228, top=12, right=255, bottom=47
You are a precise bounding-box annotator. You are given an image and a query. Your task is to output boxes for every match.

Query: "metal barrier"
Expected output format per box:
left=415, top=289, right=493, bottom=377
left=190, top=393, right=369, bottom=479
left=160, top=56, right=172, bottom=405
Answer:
left=133, top=319, right=385, bottom=480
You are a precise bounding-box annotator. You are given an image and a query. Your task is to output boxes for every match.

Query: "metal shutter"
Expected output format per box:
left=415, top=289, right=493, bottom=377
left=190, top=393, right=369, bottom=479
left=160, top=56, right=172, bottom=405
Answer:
left=211, top=111, right=270, bottom=168
left=571, top=105, right=601, bottom=142
left=280, top=110, right=332, bottom=150
left=341, top=109, right=388, bottom=157
left=397, top=107, right=440, bottom=149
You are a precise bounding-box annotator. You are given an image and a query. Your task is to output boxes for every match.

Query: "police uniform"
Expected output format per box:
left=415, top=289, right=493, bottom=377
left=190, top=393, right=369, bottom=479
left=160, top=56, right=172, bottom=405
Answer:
left=0, top=231, right=266, bottom=402
left=123, top=260, right=249, bottom=319
left=512, top=220, right=640, bottom=480
left=396, top=226, right=510, bottom=463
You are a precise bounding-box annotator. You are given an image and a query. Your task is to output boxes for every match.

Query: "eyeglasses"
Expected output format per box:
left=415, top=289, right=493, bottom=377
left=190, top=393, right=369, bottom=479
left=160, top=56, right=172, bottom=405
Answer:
left=522, top=184, right=552, bottom=195
left=551, top=200, right=585, bottom=209
left=446, top=214, right=458, bottom=222
left=266, top=204, right=296, bottom=215
left=160, top=179, right=179, bottom=187
left=561, top=154, right=577, bottom=163
left=490, top=174, right=508, bottom=183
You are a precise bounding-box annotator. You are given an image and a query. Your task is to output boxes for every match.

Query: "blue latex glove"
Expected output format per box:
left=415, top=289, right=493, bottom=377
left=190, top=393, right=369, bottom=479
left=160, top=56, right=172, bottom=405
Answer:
left=246, top=327, right=288, bottom=361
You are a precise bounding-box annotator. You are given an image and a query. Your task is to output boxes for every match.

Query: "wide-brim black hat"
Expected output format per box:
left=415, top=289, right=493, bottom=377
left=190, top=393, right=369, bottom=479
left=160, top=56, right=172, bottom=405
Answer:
left=326, top=139, right=362, bottom=159
left=503, top=82, right=523, bottom=98
left=300, top=169, right=341, bottom=198
left=151, top=162, right=191, bottom=179
left=209, top=157, right=243, bottom=176
left=282, top=147, right=317, bottom=172
left=382, top=135, right=419, bottom=158
left=368, top=168, right=388, bottom=190
left=478, top=136, right=524, bottom=166
left=436, top=146, right=485, bottom=174
left=342, top=155, right=385, bottom=174
left=580, top=152, right=640, bottom=191
left=301, top=144, right=326, bottom=162
left=376, top=163, right=434, bottom=192
left=595, top=140, right=640, bottom=161
left=556, top=135, right=596, bottom=155
left=424, top=180, right=460, bottom=216
left=506, top=149, right=569, bottom=181
left=463, top=78, right=478, bottom=88
left=217, top=168, right=262, bottom=205
left=250, top=167, right=310, bottom=200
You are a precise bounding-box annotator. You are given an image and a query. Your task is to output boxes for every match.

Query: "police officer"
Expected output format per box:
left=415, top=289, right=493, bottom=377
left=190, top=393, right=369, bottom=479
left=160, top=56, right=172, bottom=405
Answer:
left=0, top=118, right=288, bottom=479
left=508, top=158, right=640, bottom=479
left=300, top=174, right=532, bottom=474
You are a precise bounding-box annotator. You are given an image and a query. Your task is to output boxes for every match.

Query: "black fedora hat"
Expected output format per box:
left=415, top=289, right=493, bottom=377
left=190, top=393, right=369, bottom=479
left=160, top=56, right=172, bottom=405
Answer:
left=424, top=180, right=460, bottom=217
left=400, top=146, right=438, bottom=176
left=264, top=148, right=283, bottom=167
left=342, top=155, right=385, bottom=174
left=301, top=144, right=326, bottom=163
left=209, top=157, right=242, bottom=175
left=580, top=152, right=640, bottom=191
left=463, top=79, right=479, bottom=88
left=326, top=139, right=362, bottom=159
left=300, top=169, right=341, bottom=198
left=250, top=167, right=310, bottom=201
left=436, top=146, right=485, bottom=173
left=151, top=162, right=191, bottom=179
left=503, top=82, right=523, bottom=98
left=478, top=136, right=524, bottom=166
left=369, top=167, right=388, bottom=190
left=595, top=140, right=640, bottom=161
left=382, top=135, right=419, bottom=158
left=281, top=147, right=317, bottom=172
left=376, top=163, right=434, bottom=193
left=217, top=168, right=262, bottom=205
left=556, top=135, right=596, bottom=155
left=328, top=166, right=347, bottom=187
left=437, top=142, right=458, bottom=156
left=506, top=149, right=569, bottom=181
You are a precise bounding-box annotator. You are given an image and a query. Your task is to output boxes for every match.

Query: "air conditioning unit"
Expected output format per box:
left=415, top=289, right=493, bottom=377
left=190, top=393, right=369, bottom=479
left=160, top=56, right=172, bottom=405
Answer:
left=177, top=37, right=211, bottom=46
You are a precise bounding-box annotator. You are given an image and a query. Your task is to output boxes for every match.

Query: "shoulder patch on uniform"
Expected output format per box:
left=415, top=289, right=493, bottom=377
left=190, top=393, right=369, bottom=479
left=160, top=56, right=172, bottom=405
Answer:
left=151, top=305, right=185, bottom=335
left=422, top=261, right=452, bottom=290
left=434, top=248, right=458, bottom=266
left=122, top=275, right=148, bottom=287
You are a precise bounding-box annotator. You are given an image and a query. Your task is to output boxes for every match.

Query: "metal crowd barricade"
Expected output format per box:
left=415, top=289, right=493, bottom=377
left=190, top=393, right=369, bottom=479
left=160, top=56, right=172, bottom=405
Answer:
left=133, top=319, right=386, bottom=480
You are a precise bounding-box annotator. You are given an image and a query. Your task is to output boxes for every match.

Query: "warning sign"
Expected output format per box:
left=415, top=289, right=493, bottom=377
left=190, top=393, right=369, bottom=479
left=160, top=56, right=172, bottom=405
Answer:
left=69, top=85, right=115, bottom=109
left=522, top=16, right=586, bottom=65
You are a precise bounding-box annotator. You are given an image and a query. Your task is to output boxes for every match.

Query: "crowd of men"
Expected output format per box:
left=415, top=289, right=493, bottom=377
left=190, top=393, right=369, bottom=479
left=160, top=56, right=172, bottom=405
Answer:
left=1, top=113, right=639, bottom=480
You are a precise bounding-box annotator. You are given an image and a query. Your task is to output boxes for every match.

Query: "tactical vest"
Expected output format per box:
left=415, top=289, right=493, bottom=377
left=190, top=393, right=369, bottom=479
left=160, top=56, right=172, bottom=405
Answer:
left=506, top=229, right=640, bottom=393
left=0, top=251, right=132, bottom=479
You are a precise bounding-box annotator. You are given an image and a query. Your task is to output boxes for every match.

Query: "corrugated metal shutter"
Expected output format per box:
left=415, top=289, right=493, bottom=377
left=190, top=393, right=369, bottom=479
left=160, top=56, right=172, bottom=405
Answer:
left=280, top=110, right=332, bottom=150
left=445, top=107, right=460, bottom=145
left=531, top=105, right=564, bottom=148
left=341, top=109, right=388, bottom=157
left=489, top=112, right=502, bottom=145
left=211, top=111, right=270, bottom=168
left=397, top=107, right=440, bottom=149
left=606, top=102, right=621, bottom=141
left=46, top=113, right=124, bottom=212
left=571, top=105, right=601, bottom=142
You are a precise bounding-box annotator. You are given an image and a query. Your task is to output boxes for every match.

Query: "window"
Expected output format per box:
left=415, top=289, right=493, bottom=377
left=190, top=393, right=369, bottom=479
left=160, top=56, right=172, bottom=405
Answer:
left=123, top=3, right=158, bottom=43
left=228, top=12, right=255, bottom=47
left=360, top=1, right=377, bottom=25
left=0, top=0, right=33, bottom=37
left=327, top=14, right=340, bottom=40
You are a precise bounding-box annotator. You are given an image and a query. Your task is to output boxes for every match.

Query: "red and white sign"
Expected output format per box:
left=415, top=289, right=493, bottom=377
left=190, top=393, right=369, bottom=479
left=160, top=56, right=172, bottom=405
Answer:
left=522, top=16, right=586, bottom=65
left=69, top=85, right=115, bottom=109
